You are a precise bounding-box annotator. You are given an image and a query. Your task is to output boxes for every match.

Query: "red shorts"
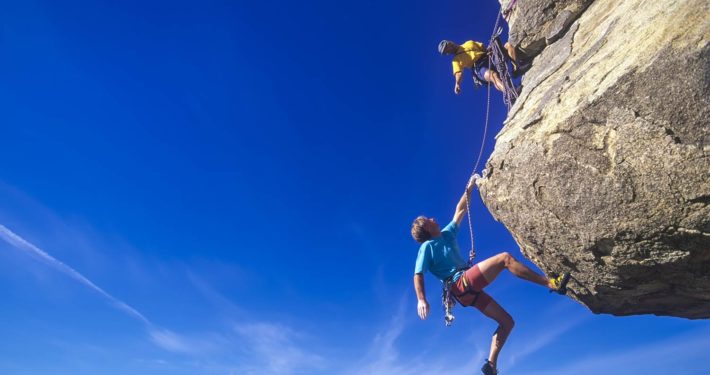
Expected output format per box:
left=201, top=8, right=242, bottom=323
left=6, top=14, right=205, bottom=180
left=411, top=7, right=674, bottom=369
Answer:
left=450, top=265, right=493, bottom=312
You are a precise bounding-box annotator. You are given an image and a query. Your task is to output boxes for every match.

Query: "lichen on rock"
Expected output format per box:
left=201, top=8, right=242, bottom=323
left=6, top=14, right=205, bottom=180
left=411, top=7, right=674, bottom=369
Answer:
left=483, top=0, right=710, bottom=318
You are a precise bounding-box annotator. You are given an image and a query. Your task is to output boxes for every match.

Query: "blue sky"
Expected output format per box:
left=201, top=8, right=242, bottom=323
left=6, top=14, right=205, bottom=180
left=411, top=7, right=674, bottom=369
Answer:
left=1, top=1, right=709, bottom=374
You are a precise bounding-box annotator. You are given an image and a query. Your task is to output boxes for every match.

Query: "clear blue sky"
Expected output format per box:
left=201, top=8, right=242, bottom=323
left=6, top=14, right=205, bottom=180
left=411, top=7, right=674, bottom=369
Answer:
left=1, top=1, right=709, bottom=374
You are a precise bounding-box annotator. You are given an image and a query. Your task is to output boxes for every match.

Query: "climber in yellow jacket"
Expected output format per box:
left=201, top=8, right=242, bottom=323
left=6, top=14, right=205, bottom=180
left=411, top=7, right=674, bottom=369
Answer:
left=439, top=39, right=529, bottom=95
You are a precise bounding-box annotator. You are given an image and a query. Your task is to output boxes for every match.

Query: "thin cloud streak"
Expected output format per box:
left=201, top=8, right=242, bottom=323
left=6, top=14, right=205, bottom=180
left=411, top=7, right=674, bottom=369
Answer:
left=233, top=321, right=326, bottom=375
left=342, top=292, right=488, bottom=375
left=506, top=302, right=589, bottom=368
left=184, top=270, right=328, bottom=374
left=523, top=327, right=710, bottom=375
left=0, top=223, right=198, bottom=354
left=0, top=224, right=151, bottom=325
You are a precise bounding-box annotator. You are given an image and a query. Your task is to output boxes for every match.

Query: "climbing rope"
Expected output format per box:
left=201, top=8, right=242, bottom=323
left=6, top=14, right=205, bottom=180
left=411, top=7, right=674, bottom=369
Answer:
left=442, top=5, right=519, bottom=327
left=490, top=32, right=519, bottom=110
left=503, top=0, right=518, bottom=20
left=464, top=8, right=518, bottom=255
left=476, top=10, right=520, bottom=109
left=464, top=8, right=507, bottom=263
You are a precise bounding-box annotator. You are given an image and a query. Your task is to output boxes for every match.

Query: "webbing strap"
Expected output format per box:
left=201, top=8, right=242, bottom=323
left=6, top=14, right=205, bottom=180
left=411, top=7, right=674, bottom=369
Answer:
left=455, top=275, right=482, bottom=307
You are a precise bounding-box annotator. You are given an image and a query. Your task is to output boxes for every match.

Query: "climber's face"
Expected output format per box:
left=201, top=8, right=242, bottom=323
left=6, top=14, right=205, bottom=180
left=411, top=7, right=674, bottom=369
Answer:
left=443, top=42, right=457, bottom=55
left=424, top=217, right=441, bottom=236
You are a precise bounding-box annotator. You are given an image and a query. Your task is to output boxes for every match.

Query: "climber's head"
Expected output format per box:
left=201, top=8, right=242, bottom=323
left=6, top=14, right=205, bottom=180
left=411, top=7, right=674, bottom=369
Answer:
left=411, top=216, right=441, bottom=243
left=438, top=40, right=457, bottom=55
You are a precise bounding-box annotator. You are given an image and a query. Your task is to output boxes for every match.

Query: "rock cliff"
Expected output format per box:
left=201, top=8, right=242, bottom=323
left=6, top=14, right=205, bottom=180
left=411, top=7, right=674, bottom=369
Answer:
left=481, top=0, right=710, bottom=318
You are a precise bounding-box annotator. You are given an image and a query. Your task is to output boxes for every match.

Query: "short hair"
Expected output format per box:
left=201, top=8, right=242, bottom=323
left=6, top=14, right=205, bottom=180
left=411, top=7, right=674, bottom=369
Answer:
left=411, top=216, right=432, bottom=243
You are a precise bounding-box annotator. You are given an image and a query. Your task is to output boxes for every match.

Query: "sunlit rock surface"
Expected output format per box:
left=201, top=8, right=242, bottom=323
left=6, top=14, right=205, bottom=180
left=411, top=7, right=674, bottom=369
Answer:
left=503, top=0, right=594, bottom=59
left=482, top=0, right=710, bottom=318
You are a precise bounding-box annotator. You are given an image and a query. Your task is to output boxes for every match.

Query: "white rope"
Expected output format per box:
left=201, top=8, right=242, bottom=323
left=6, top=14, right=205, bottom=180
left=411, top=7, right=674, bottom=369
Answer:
left=464, top=10, right=500, bottom=264
left=467, top=5, right=508, bottom=255
left=443, top=8, right=506, bottom=327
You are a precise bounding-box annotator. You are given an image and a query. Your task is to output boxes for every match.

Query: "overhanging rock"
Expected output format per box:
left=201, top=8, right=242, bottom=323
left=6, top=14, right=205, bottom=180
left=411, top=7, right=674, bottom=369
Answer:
left=482, top=0, right=710, bottom=318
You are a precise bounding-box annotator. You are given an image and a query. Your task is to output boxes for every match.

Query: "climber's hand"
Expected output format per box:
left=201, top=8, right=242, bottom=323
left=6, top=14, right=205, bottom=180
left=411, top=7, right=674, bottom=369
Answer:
left=466, top=174, right=480, bottom=192
left=454, top=83, right=461, bottom=95
left=417, top=299, right=430, bottom=320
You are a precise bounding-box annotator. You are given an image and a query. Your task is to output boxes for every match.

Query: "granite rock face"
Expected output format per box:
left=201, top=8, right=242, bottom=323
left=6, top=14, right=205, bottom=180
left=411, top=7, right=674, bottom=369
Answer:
left=503, top=0, right=594, bottom=59
left=481, top=0, right=710, bottom=318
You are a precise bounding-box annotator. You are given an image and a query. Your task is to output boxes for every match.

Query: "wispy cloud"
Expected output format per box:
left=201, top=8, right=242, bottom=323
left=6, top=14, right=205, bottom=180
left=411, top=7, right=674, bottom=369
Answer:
left=232, top=321, right=326, bottom=375
left=341, top=292, right=488, bottom=375
left=185, top=270, right=327, bottom=374
left=522, top=326, right=710, bottom=375
left=349, top=303, right=408, bottom=375
left=0, top=223, right=205, bottom=355
left=0, top=224, right=151, bottom=325
left=149, top=329, right=211, bottom=354
left=506, top=301, right=589, bottom=367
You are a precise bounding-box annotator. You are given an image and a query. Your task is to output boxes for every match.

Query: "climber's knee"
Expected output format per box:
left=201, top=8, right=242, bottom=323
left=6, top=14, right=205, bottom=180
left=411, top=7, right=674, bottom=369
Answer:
left=484, top=70, right=493, bottom=82
left=502, top=314, right=515, bottom=333
left=499, top=252, right=514, bottom=267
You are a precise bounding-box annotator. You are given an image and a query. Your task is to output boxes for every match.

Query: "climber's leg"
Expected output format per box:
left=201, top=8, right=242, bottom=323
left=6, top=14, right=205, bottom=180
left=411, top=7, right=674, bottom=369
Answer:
left=483, top=70, right=506, bottom=93
left=504, top=42, right=518, bottom=69
left=476, top=252, right=551, bottom=287
left=456, top=266, right=493, bottom=310
left=481, top=298, right=515, bottom=373
left=505, top=42, right=532, bottom=77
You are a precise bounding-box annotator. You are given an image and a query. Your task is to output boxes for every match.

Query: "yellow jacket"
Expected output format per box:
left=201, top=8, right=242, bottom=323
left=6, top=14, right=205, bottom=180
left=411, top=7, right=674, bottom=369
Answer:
left=452, top=41, right=487, bottom=75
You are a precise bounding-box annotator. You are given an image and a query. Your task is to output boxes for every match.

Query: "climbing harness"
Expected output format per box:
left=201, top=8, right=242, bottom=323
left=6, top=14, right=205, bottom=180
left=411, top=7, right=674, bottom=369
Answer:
left=442, top=264, right=485, bottom=326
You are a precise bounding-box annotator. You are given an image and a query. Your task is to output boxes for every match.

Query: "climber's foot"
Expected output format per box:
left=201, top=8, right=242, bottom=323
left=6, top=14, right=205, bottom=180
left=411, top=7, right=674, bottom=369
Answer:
left=549, top=272, right=571, bottom=295
left=512, top=60, right=532, bottom=77
left=481, top=360, right=498, bottom=375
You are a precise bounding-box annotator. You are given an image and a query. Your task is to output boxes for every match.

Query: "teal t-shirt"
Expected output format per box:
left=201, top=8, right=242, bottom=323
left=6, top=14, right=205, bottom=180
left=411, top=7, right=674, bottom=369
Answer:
left=414, top=220, right=467, bottom=281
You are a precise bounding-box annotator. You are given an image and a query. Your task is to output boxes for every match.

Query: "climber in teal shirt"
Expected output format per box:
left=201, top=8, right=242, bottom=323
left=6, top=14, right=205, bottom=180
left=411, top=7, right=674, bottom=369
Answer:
left=414, top=220, right=467, bottom=282
left=411, top=175, right=570, bottom=375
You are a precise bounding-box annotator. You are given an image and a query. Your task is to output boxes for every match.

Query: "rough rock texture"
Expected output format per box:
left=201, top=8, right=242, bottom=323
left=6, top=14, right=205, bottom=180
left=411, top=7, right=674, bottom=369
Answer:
left=480, top=0, right=710, bottom=318
left=503, top=0, right=595, bottom=59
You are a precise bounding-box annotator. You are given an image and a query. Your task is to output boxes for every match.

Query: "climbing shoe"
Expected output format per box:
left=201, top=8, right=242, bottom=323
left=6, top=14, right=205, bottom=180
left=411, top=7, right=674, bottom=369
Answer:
left=550, top=272, right=571, bottom=295
left=512, top=60, right=532, bottom=78
left=481, top=360, right=498, bottom=375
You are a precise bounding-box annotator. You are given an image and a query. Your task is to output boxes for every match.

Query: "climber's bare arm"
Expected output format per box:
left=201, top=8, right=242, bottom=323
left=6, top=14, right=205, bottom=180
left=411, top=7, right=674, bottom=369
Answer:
left=454, top=71, right=463, bottom=94
left=453, top=178, right=476, bottom=225
left=414, top=273, right=429, bottom=319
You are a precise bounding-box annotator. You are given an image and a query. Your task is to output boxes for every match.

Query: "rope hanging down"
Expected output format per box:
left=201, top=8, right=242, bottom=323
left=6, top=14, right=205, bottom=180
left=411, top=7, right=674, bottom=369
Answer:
left=442, top=7, right=517, bottom=327
left=466, top=8, right=518, bottom=260
left=465, top=9, right=509, bottom=262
